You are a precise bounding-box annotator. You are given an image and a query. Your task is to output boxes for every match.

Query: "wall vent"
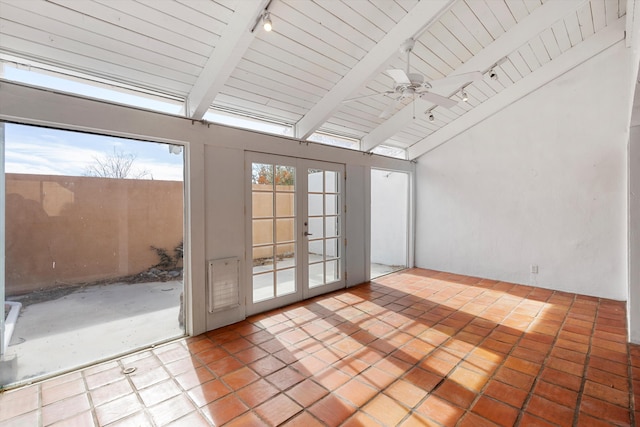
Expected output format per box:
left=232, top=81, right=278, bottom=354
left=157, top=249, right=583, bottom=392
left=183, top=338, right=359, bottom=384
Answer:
left=207, top=257, right=240, bottom=313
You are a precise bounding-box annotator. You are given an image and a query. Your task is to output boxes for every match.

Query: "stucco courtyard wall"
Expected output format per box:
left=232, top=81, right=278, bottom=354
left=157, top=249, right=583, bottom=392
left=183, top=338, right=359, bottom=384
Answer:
left=6, top=173, right=183, bottom=295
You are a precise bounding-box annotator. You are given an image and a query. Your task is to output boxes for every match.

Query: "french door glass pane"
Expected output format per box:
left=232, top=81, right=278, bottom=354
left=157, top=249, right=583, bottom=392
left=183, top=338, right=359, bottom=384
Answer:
left=308, top=194, right=323, bottom=216
left=274, top=166, right=295, bottom=191
left=252, top=163, right=274, bottom=187
left=325, top=217, right=339, bottom=238
left=308, top=217, right=323, bottom=236
left=253, top=246, right=273, bottom=272
left=326, top=260, right=339, bottom=282
left=276, top=268, right=295, bottom=296
left=276, top=218, right=294, bottom=243
left=308, top=169, right=323, bottom=192
left=254, top=272, right=274, bottom=302
left=276, top=244, right=295, bottom=268
left=253, top=192, right=273, bottom=218
left=276, top=193, right=293, bottom=216
left=252, top=219, right=273, bottom=245
left=252, top=162, right=296, bottom=303
left=325, top=194, right=339, bottom=215
left=309, top=240, right=324, bottom=259
left=326, top=238, right=339, bottom=259
left=309, top=263, right=324, bottom=288
left=325, top=171, right=338, bottom=192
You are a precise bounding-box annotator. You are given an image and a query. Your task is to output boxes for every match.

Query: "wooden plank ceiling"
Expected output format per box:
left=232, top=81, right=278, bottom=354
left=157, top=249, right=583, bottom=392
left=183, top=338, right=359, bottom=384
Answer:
left=0, top=0, right=629, bottom=158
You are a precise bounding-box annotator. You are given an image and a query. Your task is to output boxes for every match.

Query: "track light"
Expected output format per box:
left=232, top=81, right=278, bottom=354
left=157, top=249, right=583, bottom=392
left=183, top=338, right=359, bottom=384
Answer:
left=461, top=89, right=468, bottom=102
left=489, top=68, right=498, bottom=80
left=262, top=12, right=272, bottom=32
left=428, top=112, right=435, bottom=122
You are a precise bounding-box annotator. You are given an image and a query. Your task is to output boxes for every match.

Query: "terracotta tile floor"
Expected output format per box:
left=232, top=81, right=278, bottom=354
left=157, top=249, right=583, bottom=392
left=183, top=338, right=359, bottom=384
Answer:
left=1, top=268, right=639, bottom=426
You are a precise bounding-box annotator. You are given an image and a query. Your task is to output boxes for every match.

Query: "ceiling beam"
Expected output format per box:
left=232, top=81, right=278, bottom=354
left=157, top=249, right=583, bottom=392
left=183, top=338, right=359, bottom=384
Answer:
left=185, top=0, right=269, bottom=119
left=293, top=0, right=455, bottom=140
left=361, top=0, right=587, bottom=152
left=407, top=17, right=625, bottom=160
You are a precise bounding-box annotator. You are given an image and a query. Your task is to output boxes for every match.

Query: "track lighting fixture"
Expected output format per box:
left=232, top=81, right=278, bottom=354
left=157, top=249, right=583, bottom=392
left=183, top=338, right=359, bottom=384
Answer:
left=489, top=68, right=498, bottom=80
left=428, top=111, right=435, bottom=122
left=250, top=2, right=274, bottom=34
left=461, top=89, right=468, bottom=102
left=262, top=12, right=272, bottom=32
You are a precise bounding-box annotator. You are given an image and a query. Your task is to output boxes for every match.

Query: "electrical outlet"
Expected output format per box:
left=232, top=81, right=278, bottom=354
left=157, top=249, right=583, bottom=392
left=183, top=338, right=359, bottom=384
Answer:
left=531, top=265, right=538, bottom=274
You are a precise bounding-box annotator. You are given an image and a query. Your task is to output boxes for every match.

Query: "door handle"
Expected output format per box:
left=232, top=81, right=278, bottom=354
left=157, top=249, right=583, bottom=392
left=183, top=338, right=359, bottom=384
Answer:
left=304, top=231, right=313, bottom=236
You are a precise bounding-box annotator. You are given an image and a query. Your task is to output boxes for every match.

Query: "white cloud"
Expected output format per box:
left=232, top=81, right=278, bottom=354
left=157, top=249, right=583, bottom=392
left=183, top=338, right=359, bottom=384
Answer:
left=5, top=127, right=183, bottom=181
left=6, top=141, right=102, bottom=176
left=135, top=158, right=184, bottom=181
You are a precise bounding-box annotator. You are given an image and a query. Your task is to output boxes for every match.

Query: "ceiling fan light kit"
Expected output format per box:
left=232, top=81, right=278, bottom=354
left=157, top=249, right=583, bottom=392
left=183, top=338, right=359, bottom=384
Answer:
left=342, top=38, right=483, bottom=119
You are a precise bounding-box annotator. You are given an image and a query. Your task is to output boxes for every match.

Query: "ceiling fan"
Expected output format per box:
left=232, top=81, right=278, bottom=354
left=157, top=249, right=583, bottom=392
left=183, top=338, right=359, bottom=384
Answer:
left=345, top=39, right=483, bottom=119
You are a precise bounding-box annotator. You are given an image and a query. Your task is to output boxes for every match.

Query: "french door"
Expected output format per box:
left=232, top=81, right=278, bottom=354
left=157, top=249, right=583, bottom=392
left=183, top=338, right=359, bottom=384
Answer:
left=246, top=152, right=345, bottom=315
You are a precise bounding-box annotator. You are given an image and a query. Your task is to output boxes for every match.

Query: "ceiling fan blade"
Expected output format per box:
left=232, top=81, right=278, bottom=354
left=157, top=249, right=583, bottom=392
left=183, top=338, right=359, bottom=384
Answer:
left=427, top=71, right=483, bottom=88
left=343, top=91, right=394, bottom=103
left=386, top=69, right=411, bottom=85
left=419, top=92, right=458, bottom=109
left=379, top=97, right=404, bottom=119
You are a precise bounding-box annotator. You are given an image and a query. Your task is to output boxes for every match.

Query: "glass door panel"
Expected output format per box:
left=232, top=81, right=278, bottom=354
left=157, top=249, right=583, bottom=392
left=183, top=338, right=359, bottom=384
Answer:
left=247, top=154, right=345, bottom=314
left=250, top=160, right=297, bottom=308
left=305, top=166, right=343, bottom=292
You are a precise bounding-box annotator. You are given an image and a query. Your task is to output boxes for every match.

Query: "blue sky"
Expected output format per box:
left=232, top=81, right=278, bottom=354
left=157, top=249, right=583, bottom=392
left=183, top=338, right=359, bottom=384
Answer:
left=5, top=123, right=184, bottom=181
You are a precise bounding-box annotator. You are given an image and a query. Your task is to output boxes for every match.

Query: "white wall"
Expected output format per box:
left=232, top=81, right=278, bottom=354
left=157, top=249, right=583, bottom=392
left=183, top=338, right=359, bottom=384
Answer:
left=346, top=164, right=368, bottom=286
left=414, top=41, right=630, bottom=300
left=371, top=169, right=409, bottom=266
left=0, top=81, right=412, bottom=333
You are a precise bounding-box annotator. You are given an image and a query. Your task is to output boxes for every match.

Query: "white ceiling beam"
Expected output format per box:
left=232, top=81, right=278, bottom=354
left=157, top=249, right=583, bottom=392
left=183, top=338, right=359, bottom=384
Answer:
left=293, top=0, right=455, bottom=140
left=361, top=0, right=587, bottom=152
left=185, top=0, right=269, bottom=119
left=407, top=17, right=625, bottom=160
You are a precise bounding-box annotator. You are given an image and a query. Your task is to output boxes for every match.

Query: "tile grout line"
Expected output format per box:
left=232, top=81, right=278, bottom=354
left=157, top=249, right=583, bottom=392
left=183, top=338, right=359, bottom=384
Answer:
left=80, top=367, right=99, bottom=427
left=120, top=354, right=158, bottom=427
left=570, top=296, right=598, bottom=427
left=182, top=338, right=225, bottom=427
left=37, top=382, right=43, bottom=427
left=627, top=335, right=636, bottom=427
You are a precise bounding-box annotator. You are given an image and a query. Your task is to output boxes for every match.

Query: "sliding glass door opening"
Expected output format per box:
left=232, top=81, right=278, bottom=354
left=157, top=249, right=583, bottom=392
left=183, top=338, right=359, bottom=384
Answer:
left=1, top=123, right=185, bottom=387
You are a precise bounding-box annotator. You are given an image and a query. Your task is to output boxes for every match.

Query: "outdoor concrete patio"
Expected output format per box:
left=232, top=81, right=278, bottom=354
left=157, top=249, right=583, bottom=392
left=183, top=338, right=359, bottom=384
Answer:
left=4, top=280, right=184, bottom=388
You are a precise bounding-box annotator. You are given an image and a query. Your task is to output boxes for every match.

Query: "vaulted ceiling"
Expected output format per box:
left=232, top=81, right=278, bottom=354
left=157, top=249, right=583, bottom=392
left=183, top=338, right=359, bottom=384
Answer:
left=0, top=0, right=630, bottom=159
